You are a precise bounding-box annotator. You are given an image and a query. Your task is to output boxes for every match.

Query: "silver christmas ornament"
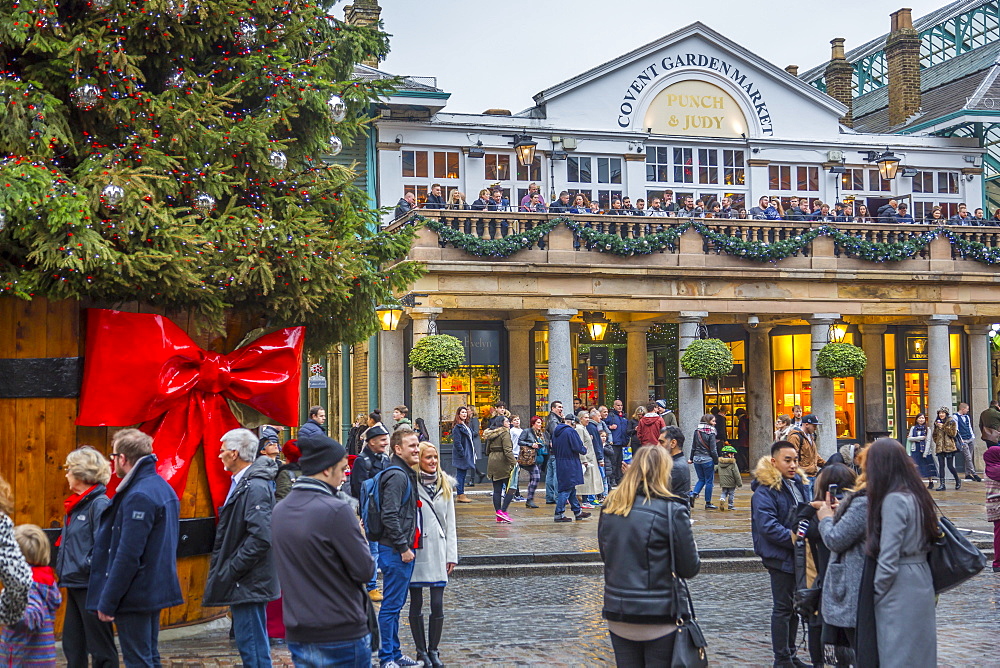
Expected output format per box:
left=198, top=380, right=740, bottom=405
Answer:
left=326, top=93, right=347, bottom=122
left=101, top=183, right=125, bottom=207
left=70, top=84, right=101, bottom=111
left=89, top=0, right=112, bottom=11
left=268, top=151, right=287, bottom=170
left=165, top=68, right=186, bottom=89
left=193, top=192, right=215, bottom=216
left=0, top=209, right=6, bottom=231
left=165, top=0, right=190, bottom=19
left=235, top=18, right=258, bottom=47
left=328, top=135, right=343, bottom=156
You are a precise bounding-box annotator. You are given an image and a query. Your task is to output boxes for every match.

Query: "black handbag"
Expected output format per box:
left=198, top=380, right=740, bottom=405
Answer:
left=928, top=515, right=987, bottom=594
left=360, top=584, right=380, bottom=652
left=667, top=506, right=708, bottom=668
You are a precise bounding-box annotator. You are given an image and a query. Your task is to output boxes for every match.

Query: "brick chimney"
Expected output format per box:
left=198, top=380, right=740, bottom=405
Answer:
left=344, top=0, right=382, bottom=68
left=886, top=8, right=921, bottom=126
left=824, top=38, right=854, bottom=128
left=785, top=65, right=799, bottom=76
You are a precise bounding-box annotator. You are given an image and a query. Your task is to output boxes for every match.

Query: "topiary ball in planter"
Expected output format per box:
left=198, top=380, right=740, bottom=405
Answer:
left=815, top=342, right=867, bottom=378
left=680, top=338, right=734, bottom=379
left=409, top=334, right=466, bottom=374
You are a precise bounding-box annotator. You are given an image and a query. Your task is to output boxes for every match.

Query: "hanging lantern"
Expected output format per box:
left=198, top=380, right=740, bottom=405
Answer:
left=876, top=151, right=900, bottom=180
left=583, top=312, right=611, bottom=342
left=512, top=135, right=537, bottom=168
left=827, top=323, right=847, bottom=344
left=375, top=304, right=403, bottom=331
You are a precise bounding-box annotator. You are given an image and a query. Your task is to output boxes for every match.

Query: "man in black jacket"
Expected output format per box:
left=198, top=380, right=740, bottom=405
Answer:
left=377, top=428, right=423, bottom=667
left=659, top=425, right=690, bottom=498
left=204, top=428, right=278, bottom=668
left=272, top=435, right=376, bottom=666
left=351, top=423, right=390, bottom=600
left=424, top=183, right=446, bottom=209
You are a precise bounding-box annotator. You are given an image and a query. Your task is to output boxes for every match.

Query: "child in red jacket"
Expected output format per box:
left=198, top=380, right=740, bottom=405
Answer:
left=0, top=524, right=61, bottom=667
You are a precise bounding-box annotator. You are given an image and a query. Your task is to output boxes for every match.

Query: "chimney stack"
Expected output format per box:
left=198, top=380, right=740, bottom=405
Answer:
left=785, top=65, right=799, bottom=76
left=886, top=8, right=921, bottom=126
left=344, top=0, right=383, bottom=68
left=824, top=38, right=854, bottom=127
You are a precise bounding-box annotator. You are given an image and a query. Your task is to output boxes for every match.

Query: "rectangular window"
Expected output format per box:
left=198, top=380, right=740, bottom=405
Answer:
left=645, top=147, right=671, bottom=183
left=484, top=154, right=510, bottom=181
left=568, top=188, right=592, bottom=203
left=723, top=150, right=745, bottom=186
left=938, top=172, right=959, bottom=194
left=796, top=166, right=819, bottom=192
left=868, top=170, right=891, bottom=192
left=517, top=156, right=542, bottom=182
left=402, top=150, right=428, bottom=178
left=597, top=189, right=623, bottom=210
left=568, top=156, right=592, bottom=183
left=673, top=148, right=693, bottom=183
left=768, top=165, right=791, bottom=191
left=411, top=185, right=428, bottom=205
left=432, top=151, right=459, bottom=179
left=597, top=157, right=622, bottom=184
left=698, top=149, right=719, bottom=184
left=912, top=171, right=933, bottom=193
left=841, top=169, right=864, bottom=191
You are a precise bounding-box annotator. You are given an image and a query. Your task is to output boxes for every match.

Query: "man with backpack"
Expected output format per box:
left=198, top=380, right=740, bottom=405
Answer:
left=351, top=423, right=391, bottom=602
left=365, top=428, right=423, bottom=668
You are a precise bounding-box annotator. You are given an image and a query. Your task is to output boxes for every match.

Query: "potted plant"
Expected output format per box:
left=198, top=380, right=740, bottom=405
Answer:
left=815, top=342, right=868, bottom=378
left=409, top=334, right=467, bottom=374
left=680, top=338, right=734, bottom=379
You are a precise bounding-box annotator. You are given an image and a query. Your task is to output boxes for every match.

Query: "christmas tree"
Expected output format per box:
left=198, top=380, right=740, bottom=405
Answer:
left=0, top=0, right=420, bottom=349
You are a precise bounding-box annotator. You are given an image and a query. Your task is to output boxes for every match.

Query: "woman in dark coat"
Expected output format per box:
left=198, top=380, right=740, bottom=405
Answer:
left=450, top=406, right=476, bottom=503
left=551, top=418, right=590, bottom=522
left=599, top=445, right=700, bottom=666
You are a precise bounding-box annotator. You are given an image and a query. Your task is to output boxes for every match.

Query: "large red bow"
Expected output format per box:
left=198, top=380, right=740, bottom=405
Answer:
left=76, top=309, right=304, bottom=512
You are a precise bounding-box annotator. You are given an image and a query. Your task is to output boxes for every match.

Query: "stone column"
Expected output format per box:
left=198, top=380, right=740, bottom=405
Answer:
left=810, top=314, right=840, bottom=459
left=927, top=315, right=957, bottom=419
left=678, top=312, right=708, bottom=458
left=745, top=324, right=775, bottom=465
left=505, top=319, right=536, bottom=421
left=859, top=324, right=888, bottom=437
left=409, top=308, right=442, bottom=445
left=546, top=309, right=577, bottom=410
left=622, top=322, right=651, bottom=414
left=967, top=324, right=991, bottom=472
left=378, top=328, right=405, bottom=415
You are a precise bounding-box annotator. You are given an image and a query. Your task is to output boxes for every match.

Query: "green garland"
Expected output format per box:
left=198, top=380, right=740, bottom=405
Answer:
left=421, top=215, right=1000, bottom=266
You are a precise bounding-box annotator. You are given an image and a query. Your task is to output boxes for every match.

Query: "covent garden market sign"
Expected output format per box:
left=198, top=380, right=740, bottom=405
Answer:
left=616, top=52, right=775, bottom=138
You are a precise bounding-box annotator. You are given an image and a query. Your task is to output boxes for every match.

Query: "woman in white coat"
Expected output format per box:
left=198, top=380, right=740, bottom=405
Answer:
left=576, top=411, right=604, bottom=507
left=409, top=442, right=458, bottom=668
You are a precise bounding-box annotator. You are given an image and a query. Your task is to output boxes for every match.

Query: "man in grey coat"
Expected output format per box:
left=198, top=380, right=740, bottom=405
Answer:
left=204, top=428, right=279, bottom=668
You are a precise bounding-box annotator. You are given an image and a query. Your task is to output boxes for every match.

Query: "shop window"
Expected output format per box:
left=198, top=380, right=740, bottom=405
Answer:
left=484, top=153, right=511, bottom=181
left=673, top=148, right=694, bottom=183
left=723, top=150, right=745, bottom=186
left=598, top=157, right=623, bottom=184
left=703, top=340, right=745, bottom=440
left=568, top=156, right=592, bottom=183
left=772, top=333, right=811, bottom=418
left=436, top=328, right=503, bottom=445
left=646, top=147, right=671, bottom=182
left=433, top=151, right=460, bottom=179
left=769, top=165, right=791, bottom=191
left=402, top=150, right=428, bottom=178
left=533, top=329, right=549, bottom=418
left=517, top=155, right=542, bottom=182
left=796, top=166, right=819, bottom=192
left=938, top=172, right=959, bottom=194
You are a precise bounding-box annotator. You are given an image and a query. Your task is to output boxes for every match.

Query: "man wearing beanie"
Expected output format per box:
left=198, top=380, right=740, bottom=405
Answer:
left=351, top=423, right=391, bottom=602
left=272, top=434, right=375, bottom=667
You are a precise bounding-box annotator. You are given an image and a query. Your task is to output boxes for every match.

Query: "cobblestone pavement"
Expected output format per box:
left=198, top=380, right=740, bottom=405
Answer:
left=84, top=570, right=1000, bottom=667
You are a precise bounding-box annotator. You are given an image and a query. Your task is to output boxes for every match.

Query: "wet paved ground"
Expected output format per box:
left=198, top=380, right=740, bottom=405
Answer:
left=57, top=477, right=999, bottom=666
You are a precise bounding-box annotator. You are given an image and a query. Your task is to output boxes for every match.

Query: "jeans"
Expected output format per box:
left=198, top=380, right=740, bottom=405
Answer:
left=609, top=630, right=676, bottom=667
left=767, top=567, right=799, bottom=662
left=115, top=611, right=161, bottom=668
left=555, top=489, right=581, bottom=517
left=610, top=446, right=625, bottom=486
left=545, top=459, right=558, bottom=503
left=937, top=452, right=959, bottom=484
left=599, top=463, right=608, bottom=495
left=367, top=540, right=381, bottom=591
left=691, top=459, right=715, bottom=503
left=455, top=468, right=467, bottom=495
left=288, top=634, right=371, bottom=668
left=62, top=587, right=117, bottom=668
left=376, top=545, right=414, bottom=664
left=720, top=487, right=735, bottom=508
left=231, top=602, right=271, bottom=668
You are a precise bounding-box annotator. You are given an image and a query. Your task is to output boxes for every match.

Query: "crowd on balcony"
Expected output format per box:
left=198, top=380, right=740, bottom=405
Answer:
left=394, top=184, right=1000, bottom=226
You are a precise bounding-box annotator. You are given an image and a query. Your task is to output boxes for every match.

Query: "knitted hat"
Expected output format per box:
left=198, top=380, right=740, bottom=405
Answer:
left=282, top=439, right=301, bottom=464
left=298, top=435, right=347, bottom=476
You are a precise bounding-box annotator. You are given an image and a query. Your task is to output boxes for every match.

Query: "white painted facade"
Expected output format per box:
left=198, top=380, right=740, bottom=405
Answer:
left=375, top=22, right=982, bottom=222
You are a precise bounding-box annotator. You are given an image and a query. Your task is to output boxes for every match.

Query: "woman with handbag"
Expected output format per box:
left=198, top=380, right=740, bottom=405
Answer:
left=932, top=407, right=961, bottom=491
left=408, top=442, right=458, bottom=668
left=518, top=416, right=545, bottom=509
left=598, top=445, right=702, bottom=667
left=860, top=438, right=938, bottom=667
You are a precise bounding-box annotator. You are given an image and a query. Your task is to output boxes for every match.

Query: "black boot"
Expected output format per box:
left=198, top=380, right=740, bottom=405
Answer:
left=956, top=478, right=962, bottom=490
left=409, top=615, right=429, bottom=667
left=427, top=615, right=445, bottom=667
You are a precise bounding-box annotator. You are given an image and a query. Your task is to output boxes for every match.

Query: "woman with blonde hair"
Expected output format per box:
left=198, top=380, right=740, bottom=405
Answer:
left=56, top=446, right=117, bottom=668
left=598, top=445, right=700, bottom=666
left=409, top=442, right=457, bottom=668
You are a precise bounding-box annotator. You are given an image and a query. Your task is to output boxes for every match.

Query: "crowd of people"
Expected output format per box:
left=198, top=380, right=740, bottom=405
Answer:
left=0, top=389, right=994, bottom=668
left=395, top=183, right=1000, bottom=226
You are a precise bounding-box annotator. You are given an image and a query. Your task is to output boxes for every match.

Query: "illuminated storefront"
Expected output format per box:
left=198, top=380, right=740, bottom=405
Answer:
left=887, top=327, right=964, bottom=438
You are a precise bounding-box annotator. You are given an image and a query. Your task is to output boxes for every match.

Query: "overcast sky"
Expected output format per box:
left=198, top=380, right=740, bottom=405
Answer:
left=347, top=0, right=947, bottom=114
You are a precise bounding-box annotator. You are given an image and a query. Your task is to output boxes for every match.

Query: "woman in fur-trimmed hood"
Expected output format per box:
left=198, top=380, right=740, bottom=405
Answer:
left=485, top=415, right=517, bottom=522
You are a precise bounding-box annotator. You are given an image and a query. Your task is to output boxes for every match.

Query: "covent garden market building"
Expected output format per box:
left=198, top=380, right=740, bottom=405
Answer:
left=328, top=1, right=1000, bottom=470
